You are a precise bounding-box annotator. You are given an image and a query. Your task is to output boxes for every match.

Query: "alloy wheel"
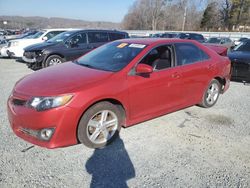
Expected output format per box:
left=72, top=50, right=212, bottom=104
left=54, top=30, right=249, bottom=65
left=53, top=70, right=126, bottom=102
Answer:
left=49, top=58, right=62, bottom=66
left=86, top=110, right=118, bottom=145
left=206, top=83, right=219, bottom=105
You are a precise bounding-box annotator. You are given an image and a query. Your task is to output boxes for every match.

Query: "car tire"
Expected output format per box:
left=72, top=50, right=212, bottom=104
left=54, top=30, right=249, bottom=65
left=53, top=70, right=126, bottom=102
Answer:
left=199, top=79, right=221, bottom=108
left=44, top=55, right=63, bottom=67
left=77, top=102, right=122, bottom=149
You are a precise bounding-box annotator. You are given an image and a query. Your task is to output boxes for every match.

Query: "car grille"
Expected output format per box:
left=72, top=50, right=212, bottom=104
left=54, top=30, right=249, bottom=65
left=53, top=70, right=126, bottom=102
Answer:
left=12, top=98, right=27, bottom=106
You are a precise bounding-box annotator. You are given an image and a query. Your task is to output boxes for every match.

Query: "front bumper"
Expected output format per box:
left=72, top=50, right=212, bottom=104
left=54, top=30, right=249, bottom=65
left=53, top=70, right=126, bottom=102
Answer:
left=23, top=51, right=45, bottom=69
left=7, top=46, right=24, bottom=58
left=0, top=47, right=10, bottom=57
left=22, top=55, right=36, bottom=63
left=7, top=92, right=80, bottom=148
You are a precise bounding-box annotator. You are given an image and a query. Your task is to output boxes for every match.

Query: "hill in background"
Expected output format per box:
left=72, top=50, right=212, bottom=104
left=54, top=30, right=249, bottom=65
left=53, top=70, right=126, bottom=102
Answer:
left=0, top=16, right=121, bottom=30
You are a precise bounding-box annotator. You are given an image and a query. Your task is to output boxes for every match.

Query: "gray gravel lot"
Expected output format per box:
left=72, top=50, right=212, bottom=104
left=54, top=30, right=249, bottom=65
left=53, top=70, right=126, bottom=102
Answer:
left=0, top=58, right=250, bottom=188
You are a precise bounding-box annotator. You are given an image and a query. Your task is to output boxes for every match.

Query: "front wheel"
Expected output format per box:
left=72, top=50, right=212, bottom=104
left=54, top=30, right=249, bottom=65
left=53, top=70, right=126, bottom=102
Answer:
left=44, top=55, right=63, bottom=67
left=200, top=79, right=221, bottom=108
left=77, top=102, right=122, bottom=149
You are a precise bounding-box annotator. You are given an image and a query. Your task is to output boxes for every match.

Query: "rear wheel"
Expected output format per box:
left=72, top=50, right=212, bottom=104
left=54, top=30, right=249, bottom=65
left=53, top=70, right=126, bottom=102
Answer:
left=200, top=79, right=221, bottom=108
left=44, top=55, right=63, bottom=67
left=77, top=102, right=122, bottom=149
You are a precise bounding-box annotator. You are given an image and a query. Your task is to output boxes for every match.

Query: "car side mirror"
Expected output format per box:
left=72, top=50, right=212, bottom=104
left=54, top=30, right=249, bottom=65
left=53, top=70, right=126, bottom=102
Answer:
left=42, top=36, right=48, bottom=41
left=136, top=64, right=153, bottom=74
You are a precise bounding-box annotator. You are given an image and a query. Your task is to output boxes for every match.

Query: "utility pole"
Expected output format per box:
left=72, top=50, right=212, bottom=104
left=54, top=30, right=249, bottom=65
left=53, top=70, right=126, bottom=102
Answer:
left=182, top=6, right=187, bottom=31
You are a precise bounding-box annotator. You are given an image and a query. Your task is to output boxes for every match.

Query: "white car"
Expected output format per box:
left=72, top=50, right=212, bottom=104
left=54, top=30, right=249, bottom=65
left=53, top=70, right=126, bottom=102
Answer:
left=0, top=39, right=8, bottom=57
left=6, top=29, right=69, bottom=58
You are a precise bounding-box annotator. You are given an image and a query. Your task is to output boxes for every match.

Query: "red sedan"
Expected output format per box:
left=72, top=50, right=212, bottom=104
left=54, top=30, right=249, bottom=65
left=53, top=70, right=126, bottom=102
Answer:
left=7, top=39, right=231, bottom=149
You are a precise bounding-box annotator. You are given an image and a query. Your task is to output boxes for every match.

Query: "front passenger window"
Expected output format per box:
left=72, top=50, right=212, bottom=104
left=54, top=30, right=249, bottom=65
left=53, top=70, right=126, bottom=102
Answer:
left=71, top=33, right=86, bottom=44
left=66, top=33, right=86, bottom=47
left=139, top=45, right=172, bottom=71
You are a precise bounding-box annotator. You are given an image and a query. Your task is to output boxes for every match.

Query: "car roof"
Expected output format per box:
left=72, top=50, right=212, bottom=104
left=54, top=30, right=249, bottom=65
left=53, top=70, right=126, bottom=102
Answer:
left=209, top=37, right=229, bottom=39
left=178, top=33, right=203, bottom=35
left=43, top=29, right=128, bottom=35
left=41, top=28, right=74, bottom=32
left=116, top=38, right=198, bottom=45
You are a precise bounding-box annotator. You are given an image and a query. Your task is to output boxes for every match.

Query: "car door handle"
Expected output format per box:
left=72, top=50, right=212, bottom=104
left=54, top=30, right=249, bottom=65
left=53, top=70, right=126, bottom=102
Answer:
left=171, top=72, right=180, bottom=78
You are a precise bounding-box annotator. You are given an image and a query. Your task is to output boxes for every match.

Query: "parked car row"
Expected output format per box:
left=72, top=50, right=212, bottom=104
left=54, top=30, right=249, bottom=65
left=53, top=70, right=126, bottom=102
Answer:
left=150, top=32, right=248, bottom=47
left=1, top=28, right=129, bottom=70
left=23, top=29, right=129, bottom=70
left=150, top=32, right=205, bottom=43
left=3, top=28, right=69, bottom=58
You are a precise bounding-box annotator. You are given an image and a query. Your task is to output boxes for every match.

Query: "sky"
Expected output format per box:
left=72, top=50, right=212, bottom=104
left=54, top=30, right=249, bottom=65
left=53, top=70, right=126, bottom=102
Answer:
left=0, top=0, right=136, bottom=23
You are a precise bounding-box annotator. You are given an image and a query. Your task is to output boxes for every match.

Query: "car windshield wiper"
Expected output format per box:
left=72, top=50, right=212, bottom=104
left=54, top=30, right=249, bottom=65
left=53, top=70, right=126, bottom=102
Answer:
left=73, top=60, right=113, bottom=72
left=74, top=60, right=95, bottom=68
left=80, top=64, right=95, bottom=68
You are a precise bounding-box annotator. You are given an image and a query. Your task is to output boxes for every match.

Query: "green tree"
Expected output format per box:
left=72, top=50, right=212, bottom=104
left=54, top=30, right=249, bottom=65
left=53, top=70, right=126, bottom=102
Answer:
left=230, top=0, right=250, bottom=27
left=201, top=2, right=220, bottom=31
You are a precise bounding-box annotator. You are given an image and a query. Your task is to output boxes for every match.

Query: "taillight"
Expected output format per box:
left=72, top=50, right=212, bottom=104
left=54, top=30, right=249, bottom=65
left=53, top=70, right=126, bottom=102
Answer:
left=220, top=49, right=228, bottom=56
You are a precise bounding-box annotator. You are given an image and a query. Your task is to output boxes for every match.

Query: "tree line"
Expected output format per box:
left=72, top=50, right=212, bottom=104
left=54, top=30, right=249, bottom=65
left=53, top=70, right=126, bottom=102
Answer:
left=122, top=0, right=250, bottom=31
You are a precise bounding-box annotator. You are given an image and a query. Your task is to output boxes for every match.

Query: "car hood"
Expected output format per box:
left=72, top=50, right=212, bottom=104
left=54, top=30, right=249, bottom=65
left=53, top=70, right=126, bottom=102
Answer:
left=228, top=51, right=250, bottom=61
left=10, top=38, right=42, bottom=48
left=14, top=62, right=113, bottom=96
left=24, top=42, right=57, bottom=51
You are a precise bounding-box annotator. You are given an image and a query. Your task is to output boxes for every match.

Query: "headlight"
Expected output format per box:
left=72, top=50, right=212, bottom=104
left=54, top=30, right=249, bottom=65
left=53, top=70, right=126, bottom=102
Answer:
left=27, top=95, right=73, bottom=111
left=35, top=51, right=43, bottom=56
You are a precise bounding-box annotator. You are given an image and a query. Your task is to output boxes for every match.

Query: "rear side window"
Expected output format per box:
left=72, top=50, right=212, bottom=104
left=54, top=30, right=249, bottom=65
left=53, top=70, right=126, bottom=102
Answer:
left=175, top=43, right=209, bottom=66
left=109, top=33, right=126, bottom=41
left=88, top=32, right=109, bottom=43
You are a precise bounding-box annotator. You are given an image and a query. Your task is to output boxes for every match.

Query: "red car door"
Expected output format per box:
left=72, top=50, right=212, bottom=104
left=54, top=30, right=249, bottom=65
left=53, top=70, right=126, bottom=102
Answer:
left=174, top=42, right=214, bottom=105
left=127, top=45, right=185, bottom=121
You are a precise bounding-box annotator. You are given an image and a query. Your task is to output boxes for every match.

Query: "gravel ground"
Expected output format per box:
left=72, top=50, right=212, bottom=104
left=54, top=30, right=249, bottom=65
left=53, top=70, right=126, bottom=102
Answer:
left=0, top=58, right=250, bottom=188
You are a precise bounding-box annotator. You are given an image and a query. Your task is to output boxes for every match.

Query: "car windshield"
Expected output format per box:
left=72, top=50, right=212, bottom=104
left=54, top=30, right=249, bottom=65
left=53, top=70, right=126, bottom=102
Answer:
left=207, top=38, right=221, bottom=43
left=75, top=41, right=146, bottom=72
left=47, top=31, right=73, bottom=43
left=233, top=40, right=250, bottom=51
left=28, top=31, right=44, bottom=39
left=19, top=32, right=36, bottom=39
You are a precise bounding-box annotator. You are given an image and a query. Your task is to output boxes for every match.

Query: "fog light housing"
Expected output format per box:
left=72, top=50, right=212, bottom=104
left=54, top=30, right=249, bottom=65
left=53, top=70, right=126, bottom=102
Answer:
left=39, top=128, right=55, bottom=141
